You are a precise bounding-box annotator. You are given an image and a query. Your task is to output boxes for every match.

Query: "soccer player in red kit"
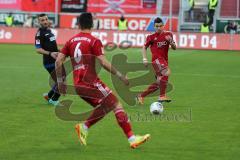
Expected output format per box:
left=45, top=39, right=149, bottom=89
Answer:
left=55, top=13, right=150, bottom=149
left=136, top=17, right=176, bottom=105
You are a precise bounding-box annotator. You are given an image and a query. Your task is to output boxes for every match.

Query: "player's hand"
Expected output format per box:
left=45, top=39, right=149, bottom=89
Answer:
left=116, top=71, right=129, bottom=85
left=119, top=75, right=129, bottom=86
left=143, top=58, right=148, bottom=67
left=165, top=35, right=174, bottom=44
left=166, top=35, right=176, bottom=50
left=58, top=82, right=67, bottom=96
left=50, top=52, right=58, bottom=59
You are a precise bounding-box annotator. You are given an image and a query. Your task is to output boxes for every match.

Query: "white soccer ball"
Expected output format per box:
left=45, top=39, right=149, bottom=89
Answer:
left=150, top=102, right=164, bottom=115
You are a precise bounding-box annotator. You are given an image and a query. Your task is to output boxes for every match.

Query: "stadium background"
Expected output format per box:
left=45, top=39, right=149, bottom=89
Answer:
left=0, top=0, right=239, bottom=50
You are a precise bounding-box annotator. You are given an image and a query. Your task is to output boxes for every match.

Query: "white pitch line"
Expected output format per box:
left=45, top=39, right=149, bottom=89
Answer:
left=0, top=66, right=239, bottom=79
left=172, top=73, right=240, bottom=79
left=0, top=66, right=40, bottom=70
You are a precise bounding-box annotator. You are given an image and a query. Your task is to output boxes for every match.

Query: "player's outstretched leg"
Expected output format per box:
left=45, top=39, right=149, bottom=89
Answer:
left=113, top=103, right=150, bottom=149
left=75, top=94, right=117, bottom=145
left=75, top=94, right=150, bottom=148
left=75, top=105, right=108, bottom=145
left=136, top=82, right=159, bottom=105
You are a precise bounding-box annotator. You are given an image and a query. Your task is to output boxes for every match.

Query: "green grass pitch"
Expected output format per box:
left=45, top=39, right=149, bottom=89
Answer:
left=0, top=44, right=240, bottom=160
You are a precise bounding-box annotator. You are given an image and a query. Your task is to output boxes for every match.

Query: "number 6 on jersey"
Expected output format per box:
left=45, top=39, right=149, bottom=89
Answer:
left=74, top=42, right=82, bottom=63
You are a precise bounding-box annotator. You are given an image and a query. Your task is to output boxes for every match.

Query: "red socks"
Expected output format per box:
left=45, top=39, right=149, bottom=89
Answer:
left=140, top=82, right=159, bottom=98
left=114, top=108, right=133, bottom=138
left=140, top=76, right=169, bottom=98
left=160, top=76, right=168, bottom=97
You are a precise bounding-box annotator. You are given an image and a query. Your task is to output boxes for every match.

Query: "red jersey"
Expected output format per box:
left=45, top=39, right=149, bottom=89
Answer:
left=61, top=32, right=103, bottom=85
left=144, top=31, right=173, bottom=62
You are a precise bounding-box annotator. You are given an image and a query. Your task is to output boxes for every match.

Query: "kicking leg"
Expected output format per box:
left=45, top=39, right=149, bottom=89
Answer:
left=137, top=82, right=159, bottom=105
left=113, top=103, right=150, bottom=149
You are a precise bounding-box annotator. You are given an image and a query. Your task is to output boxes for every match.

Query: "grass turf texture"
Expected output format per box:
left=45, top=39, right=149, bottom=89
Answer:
left=0, top=44, right=240, bottom=160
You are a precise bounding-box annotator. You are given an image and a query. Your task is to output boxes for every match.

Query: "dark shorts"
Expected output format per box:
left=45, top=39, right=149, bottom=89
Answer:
left=44, top=63, right=55, bottom=74
left=44, top=63, right=57, bottom=87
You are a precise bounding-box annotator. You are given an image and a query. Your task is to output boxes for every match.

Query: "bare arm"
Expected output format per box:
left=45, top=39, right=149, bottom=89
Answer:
left=97, top=55, right=129, bottom=85
left=36, top=48, right=51, bottom=55
left=97, top=55, right=118, bottom=75
left=170, top=41, right=177, bottom=50
left=142, top=46, right=148, bottom=60
left=165, top=35, right=177, bottom=50
left=36, top=48, right=58, bottom=59
left=55, top=52, right=66, bottom=81
left=55, top=52, right=67, bottom=94
left=142, top=46, right=148, bottom=67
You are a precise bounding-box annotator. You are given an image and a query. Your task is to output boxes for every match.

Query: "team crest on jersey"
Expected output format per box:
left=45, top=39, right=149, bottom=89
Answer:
left=157, top=41, right=168, bottom=48
left=36, top=39, right=40, bottom=44
left=49, top=36, right=56, bottom=41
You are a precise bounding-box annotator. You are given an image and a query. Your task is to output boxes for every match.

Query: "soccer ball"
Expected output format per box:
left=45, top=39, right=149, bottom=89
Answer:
left=150, top=102, right=164, bottom=115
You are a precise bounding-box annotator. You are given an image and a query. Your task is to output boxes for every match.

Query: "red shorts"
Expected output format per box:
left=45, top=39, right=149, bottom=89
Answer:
left=152, top=58, right=168, bottom=76
left=74, top=80, right=118, bottom=108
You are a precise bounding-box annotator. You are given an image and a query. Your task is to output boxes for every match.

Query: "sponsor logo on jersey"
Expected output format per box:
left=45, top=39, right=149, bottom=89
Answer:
left=157, top=41, right=167, bottom=48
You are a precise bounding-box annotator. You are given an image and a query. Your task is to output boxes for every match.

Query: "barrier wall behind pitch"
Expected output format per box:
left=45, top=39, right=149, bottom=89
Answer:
left=0, top=27, right=239, bottom=51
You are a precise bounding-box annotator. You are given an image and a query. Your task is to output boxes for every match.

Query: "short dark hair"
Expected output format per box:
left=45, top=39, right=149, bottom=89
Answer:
left=38, top=13, right=47, bottom=18
left=78, top=12, right=93, bottom=29
left=154, top=17, right=163, bottom=24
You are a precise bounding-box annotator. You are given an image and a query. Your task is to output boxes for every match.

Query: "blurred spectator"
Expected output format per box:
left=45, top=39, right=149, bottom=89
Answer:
left=118, top=15, right=128, bottom=31
left=208, top=0, right=218, bottom=26
left=23, top=14, right=33, bottom=28
left=188, top=0, right=195, bottom=21
left=92, top=13, right=99, bottom=30
left=225, top=21, right=238, bottom=34
left=73, top=17, right=79, bottom=29
left=5, top=13, right=14, bottom=27
left=201, top=22, right=209, bottom=33
left=48, top=20, right=58, bottom=37
left=48, top=20, right=54, bottom=28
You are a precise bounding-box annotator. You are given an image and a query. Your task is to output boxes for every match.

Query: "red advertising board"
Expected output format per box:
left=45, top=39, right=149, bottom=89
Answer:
left=0, top=27, right=239, bottom=51
left=87, top=0, right=156, bottom=14
left=59, top=14, right=179, bottom=32
left=0, top=0, right=21, bottom=10
left=21, top=0, right=58, bottom=12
